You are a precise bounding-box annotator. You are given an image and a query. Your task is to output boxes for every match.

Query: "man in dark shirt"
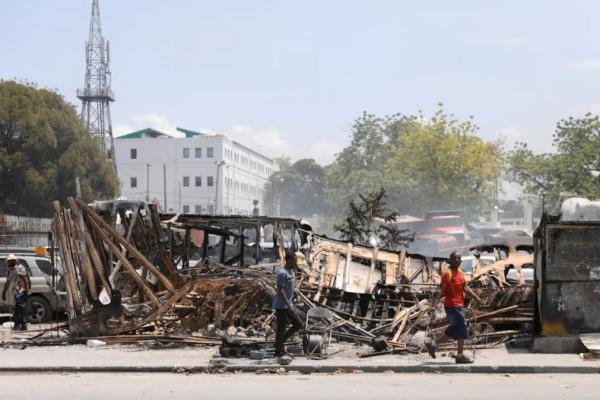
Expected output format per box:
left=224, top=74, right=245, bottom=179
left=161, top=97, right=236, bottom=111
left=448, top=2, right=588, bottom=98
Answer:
left=272, top=252, right=303, bottom=357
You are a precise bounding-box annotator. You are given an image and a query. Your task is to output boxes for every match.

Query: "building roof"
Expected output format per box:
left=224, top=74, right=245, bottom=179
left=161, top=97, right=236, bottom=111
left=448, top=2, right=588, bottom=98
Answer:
left=116, top=127, right=206, bottom=139
left=116, top=128, right=170, bottom=139
left=115, top=126, right=274, bottom=164
left=176, top=127, right=205, bottom=138
left=231, top=140, right=274, bottom=164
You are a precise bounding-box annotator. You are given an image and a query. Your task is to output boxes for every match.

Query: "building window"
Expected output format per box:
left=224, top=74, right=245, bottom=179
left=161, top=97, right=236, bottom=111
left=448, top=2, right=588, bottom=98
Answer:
left=195, top=147, right=202, bottom=158
left=195, top=205, right=202, bottom=214
left=183, top=176, right=190, bottom=187
left=207, top=176, right=214, bottom=187
left=207, top=147, right=214, bottom=158
left=208, top=205, right=214, bottom=215
left=183, top=148, right=190, bottom=158
left=183, top=205, right=189, bottom=214
left=195, top=176, right=202, bottom=187
left=130, top=148, right=137, bottom=159
left=130, top=177, right=137, bottom=188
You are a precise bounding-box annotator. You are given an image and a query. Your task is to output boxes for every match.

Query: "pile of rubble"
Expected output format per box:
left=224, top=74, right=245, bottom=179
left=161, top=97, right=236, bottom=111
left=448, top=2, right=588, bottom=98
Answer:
left=47, top=198, right=533, bottom=356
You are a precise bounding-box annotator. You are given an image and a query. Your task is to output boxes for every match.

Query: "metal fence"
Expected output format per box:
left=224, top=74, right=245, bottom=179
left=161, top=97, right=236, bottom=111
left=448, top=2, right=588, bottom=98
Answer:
left=0, top=214, right=53, bottom=248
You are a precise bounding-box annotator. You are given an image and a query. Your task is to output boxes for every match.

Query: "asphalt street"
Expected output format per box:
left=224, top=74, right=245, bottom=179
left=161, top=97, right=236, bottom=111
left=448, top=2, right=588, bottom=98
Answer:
left=0, top=373, right=597, bottom=400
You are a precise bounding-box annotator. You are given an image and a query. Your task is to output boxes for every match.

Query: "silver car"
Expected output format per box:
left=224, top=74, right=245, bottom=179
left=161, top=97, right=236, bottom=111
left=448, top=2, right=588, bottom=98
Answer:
left=0, top=254, right=65, bottom=322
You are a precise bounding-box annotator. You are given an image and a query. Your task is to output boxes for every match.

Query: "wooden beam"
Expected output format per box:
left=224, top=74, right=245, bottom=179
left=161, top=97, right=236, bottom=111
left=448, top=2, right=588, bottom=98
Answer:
left=67, top=198, right=98, bottom=301
left=74, top=198, right=174, bottom=291
left=85, top=214, right=160, bottom=305
left=84, top=229, right=112, bottom=297
left=52, top=201, right=82, bottom=317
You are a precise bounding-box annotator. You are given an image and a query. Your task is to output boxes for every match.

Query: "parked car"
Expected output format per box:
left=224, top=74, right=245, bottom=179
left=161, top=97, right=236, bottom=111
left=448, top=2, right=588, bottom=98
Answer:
left=468, top=227, right=503, bottom=246
left=490, top=229, right=533, bottom=241
left=0, top=254, right=65, bottom=322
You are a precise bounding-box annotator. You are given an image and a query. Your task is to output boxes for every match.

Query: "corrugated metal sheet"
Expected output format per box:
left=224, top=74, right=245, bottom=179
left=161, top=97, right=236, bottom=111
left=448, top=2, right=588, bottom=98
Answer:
left=0, top=214, right=52, bottom=247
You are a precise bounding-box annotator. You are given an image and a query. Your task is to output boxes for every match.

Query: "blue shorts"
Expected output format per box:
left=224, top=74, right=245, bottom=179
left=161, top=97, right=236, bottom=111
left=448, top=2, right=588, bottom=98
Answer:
left=444, top=307, right=469, bottom=340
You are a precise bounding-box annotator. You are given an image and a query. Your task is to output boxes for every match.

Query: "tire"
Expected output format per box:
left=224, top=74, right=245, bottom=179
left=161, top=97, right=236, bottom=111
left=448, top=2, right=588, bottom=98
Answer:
left=26, top=295, right=52, bottom=324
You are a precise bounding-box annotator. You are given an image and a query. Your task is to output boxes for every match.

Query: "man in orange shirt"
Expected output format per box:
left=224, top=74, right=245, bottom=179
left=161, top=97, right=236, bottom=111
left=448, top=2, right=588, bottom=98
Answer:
left=428, top=251, right=483, bottom=364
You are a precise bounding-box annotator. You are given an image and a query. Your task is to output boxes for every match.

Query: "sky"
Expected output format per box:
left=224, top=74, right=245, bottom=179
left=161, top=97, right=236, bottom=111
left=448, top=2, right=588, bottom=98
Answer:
left=2, top=0, right=600, bottom=170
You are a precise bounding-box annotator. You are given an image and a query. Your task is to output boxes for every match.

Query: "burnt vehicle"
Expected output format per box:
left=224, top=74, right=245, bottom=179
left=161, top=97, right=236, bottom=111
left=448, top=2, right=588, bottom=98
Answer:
left=470, top=237, right=534, bottom=286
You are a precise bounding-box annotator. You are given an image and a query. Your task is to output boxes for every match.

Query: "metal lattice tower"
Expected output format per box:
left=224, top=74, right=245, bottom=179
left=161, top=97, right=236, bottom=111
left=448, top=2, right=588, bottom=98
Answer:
left=77, top=0, right=115, bottom=164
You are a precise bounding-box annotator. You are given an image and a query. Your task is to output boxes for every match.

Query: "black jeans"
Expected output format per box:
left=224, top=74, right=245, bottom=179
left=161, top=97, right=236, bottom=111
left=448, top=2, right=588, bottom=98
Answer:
left=13, top=294, right=27, bottom=330
left=275, top=308, right=303, bottom=356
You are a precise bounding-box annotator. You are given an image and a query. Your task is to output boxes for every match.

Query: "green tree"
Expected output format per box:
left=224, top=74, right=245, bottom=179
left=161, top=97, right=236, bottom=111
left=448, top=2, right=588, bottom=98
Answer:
left=508, top=113, right=600, bottom=208
left=324, top=112, right=395, bottom=213
left=384, top=108, right=503, bottom=217
left=334, top=188, right=411, bottom=249
left=325, top=106, right=503, bottom=219
left=0, top=81, right=119, bottom=217
left=264, top=157, right=326, bottom=216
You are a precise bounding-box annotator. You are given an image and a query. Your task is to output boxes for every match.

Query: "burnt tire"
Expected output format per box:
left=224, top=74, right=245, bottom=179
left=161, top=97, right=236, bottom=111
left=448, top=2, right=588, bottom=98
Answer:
left=26, top=296, right=51, bottom=324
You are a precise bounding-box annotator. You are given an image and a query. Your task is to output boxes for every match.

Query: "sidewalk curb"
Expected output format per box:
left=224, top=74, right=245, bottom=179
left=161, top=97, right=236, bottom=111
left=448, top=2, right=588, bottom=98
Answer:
left=0, top=365, right=597, bottom=374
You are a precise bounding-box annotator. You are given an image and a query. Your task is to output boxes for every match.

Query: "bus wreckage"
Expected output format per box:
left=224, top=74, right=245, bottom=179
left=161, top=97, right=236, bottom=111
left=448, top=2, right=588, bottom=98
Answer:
left=48, top=199, right=532, bottom=355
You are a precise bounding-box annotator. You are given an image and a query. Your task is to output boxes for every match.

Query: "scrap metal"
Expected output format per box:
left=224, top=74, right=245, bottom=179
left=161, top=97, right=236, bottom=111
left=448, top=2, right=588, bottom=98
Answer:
left=50, top=199, right=533, bottom=355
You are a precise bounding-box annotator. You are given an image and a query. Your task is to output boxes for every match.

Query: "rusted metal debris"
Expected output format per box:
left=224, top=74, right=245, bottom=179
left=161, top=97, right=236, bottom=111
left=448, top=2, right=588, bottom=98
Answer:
left=51, top=199, right=533, bottom=354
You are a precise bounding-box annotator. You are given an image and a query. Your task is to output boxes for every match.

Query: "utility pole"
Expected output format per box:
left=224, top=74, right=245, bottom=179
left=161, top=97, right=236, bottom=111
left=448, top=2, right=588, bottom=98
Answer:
left=163, top=164, right=167, bottom=211
left=77, top=0, right=116, bottom=169
left=178, top=182, right=181, bottom=213
left=145, top=163, right=151, bottom=202
left=214, top=161, right=225, bottom=215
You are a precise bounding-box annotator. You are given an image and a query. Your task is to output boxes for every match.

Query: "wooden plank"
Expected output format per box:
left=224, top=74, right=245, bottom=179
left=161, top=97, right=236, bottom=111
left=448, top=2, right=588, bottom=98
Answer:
left=366, top=247, right=378, bottom=294
left=116, top=280, right=195, bottom=333
left=75, top=198, right=174, bottom=291
left=52, top=201, right=81, bottom=317
left=84, top=230, right=112, bottom=297
left=67, top=198, right=98, bottom=301
left=385, top=262, right=398, bottom=286
left=85, top=214, right=160, bottom=305
left=391, top=301, right=422, bottom=342
left=98, top=335, right=221, bottom=345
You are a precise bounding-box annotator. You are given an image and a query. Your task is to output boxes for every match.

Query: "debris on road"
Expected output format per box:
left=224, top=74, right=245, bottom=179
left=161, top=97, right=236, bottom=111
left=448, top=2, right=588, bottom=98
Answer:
left=43, top=198, right=533, bottom=356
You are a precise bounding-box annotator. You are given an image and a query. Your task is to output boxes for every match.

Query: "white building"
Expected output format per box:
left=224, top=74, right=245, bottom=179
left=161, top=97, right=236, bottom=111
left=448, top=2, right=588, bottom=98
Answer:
left=114, top=127, right=277, bottom=215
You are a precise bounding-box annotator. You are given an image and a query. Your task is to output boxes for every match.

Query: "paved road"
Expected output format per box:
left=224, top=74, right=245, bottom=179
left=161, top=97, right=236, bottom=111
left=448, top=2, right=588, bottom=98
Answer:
left=0, top=373, right=597, bottom=400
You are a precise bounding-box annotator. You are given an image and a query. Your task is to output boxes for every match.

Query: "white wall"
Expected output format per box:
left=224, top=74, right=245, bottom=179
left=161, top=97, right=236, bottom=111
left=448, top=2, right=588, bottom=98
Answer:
left=114, top=134, right=276, bottom=215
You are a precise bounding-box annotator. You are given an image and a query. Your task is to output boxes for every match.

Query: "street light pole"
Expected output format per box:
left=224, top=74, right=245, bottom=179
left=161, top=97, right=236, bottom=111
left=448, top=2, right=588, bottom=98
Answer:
left=146, top=162, right=151, bottom=203
left=214, top=161, right=225, bottom=215
left=274, top=173, right=285, bottom=216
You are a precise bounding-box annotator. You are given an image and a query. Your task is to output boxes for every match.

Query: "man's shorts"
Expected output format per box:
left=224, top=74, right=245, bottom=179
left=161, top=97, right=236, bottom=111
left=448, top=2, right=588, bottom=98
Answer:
left=444, top=307, right=469, bottom=340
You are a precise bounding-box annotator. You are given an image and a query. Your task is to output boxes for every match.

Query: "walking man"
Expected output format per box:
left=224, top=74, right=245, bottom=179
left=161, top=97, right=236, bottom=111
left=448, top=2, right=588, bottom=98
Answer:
left=272, top=252, right=303, bottom=357
left=428, top=250, right=484, bottom=364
